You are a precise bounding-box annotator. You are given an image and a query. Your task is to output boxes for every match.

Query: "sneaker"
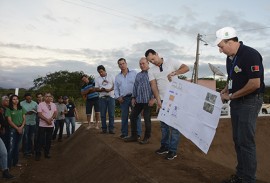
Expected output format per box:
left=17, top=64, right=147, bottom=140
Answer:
left=15, top=163, right=22, bottom=167
left=2, top=169, right=15, bottom=179
left=139, top=137, right=149, bottom=144
left=165, top=151, right=177, bottom=160
left=124, top=136, right=138, bottom=142
left=137, top=135, right=141, bottom=140
left=86, top=122, right=94, bottom=130
left=95, top=123, right=99, bottom=129
left=120, top=134, right=127, bottom=139
left=155, top=146, right=169, bottom=155
left=222, top=175, right=243, bottom=183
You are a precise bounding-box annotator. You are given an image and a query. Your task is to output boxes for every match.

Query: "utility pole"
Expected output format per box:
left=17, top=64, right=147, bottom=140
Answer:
left=194, top=33, right=200, bottom=83
left=191, top=34, right=208, bottom=84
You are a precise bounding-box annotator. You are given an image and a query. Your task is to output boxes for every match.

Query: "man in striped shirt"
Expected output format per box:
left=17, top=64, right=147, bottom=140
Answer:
left=125, top=57, right=155, bottom=144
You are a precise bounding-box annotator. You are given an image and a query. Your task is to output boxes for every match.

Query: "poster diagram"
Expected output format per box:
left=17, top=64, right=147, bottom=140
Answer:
left=158, top=78, right=223, bottom=154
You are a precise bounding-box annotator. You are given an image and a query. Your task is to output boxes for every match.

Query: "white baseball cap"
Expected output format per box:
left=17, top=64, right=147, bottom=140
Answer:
left=215, top=27, right=237, bottom=45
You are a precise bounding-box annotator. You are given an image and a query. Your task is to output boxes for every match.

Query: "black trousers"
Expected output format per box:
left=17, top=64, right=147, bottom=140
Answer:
left=129, top=103, right=152, bottom=138
left=52, top=119, right=65, bottom=140
left=36, top=126, right=53, bottom=156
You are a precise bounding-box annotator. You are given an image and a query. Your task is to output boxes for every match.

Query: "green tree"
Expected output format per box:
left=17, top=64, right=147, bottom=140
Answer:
left=31, top=70, right=86, bottom=99
left=216, top=78, right=227, bottom=91
left=178, top=75, right=187, bottom=80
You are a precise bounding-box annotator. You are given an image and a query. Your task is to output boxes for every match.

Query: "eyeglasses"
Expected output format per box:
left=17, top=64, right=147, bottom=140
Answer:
left=159, top=64, right=163, bottom=72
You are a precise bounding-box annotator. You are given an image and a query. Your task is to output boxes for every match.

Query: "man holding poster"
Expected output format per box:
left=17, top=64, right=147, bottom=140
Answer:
left=145, top=49, right=189, bottom=160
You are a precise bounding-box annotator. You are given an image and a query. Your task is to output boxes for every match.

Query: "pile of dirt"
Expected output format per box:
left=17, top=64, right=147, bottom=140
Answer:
left=7, top=116, right=270, bottom=183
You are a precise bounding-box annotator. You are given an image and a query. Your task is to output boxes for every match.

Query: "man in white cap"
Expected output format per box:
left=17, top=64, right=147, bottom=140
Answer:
left=216, top=27, right=264, bottom=183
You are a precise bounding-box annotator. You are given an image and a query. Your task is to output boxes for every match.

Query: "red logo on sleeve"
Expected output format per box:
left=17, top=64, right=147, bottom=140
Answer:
left=251, top=65, right=259, bottom=72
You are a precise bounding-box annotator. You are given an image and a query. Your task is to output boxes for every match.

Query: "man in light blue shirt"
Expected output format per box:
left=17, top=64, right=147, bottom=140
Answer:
left=114, top=58, right=142, bottom=139
left=20, top=93, right=37, bottom=157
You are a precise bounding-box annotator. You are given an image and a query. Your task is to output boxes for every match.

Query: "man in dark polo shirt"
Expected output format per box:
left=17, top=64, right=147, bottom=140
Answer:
left=216, top=27, right=264, bottom=183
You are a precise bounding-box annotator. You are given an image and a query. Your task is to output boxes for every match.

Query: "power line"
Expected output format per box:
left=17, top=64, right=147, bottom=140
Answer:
left=60, top=0, right=194, bottom=36
left=205, top=26, right=270, bottom=37
left=61, top=0, right=156, bottom=24
left=79, top=0, right=156, bottom=24
left=61, top=0, right=270, bottom=49
left=199, top=26, right=270, bottom=47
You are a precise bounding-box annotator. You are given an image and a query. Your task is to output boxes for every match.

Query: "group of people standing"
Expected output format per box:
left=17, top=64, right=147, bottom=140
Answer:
left=0, top=26, right=265, bottom=183
left=80, top=49, right=189, bottom=161
left=0, top=92, right=78, bottom=179
left=81, top=34, right=265, bottom=183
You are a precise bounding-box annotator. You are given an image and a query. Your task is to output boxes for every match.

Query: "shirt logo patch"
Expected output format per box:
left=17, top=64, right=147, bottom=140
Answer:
left=251, top=65, right=259, bottom=72
left=234, top=65, right=242, bottom=73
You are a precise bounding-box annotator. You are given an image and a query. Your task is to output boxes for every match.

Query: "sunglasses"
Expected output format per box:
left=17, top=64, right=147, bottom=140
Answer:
left=159, top=64, right=163, bottom=72
left=47, top=104, right=51, bottom=111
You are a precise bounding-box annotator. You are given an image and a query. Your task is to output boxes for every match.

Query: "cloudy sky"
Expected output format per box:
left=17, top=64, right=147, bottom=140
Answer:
left=0, top=0, right=269, bottom=89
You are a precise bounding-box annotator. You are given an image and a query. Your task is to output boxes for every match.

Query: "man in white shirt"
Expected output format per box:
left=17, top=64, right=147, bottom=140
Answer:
left=145, top=49, right=189, bottom=160
left=95, top=65, right=115, bottom=134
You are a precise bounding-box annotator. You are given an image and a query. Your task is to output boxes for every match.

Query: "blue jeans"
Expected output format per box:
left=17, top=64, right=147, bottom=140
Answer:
left=99, top=97, right=115, bottom=132
left=230, top=96, right=263, bottom=183
left=53, top=119, right=65, bottom=140
left=9, top=128, right=22, bottom=167
left=160, top=121, right=180, bottom=153
left=34, top=115, right=40, bottom=151
left=120, top=96, right=142, bottom=136
left=23, top=124, right=36, bottom=155
left=0, top=138, right=8, bottom=169
left=65, top=117, right=75, bottom=137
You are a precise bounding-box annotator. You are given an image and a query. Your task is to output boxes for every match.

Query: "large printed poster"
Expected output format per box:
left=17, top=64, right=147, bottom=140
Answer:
left=158, top=77, right=223, bottom=154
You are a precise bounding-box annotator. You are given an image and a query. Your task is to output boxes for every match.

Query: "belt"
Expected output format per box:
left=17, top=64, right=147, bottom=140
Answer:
left=100, top=96, right=110, bottom=98
left=124, top=94, right=132, bottom=98
left=235, top=93, right=263, bottom=101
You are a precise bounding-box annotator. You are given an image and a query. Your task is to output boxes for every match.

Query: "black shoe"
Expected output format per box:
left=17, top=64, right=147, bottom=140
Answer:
left=109, top=131, right=115, bottom=134
left=124, top=136, right=138, bottom=142
left=35, top=155, right=41, bottom=161
left=139, top=137, right=149, bottom=144
left=45, top=154, right=51, bottom=159
left=120, top=134, right=127, bottom=139
left=101, top=130, right=107, bottom=134
left=165, top=151, right=177, bottom=160
left=222, top=175, right=243, bottom=183
left=24, top=153, right=33, bottom=158
left=155, top=146, right=169, bottom=155
left=2, top=169, right=15, bottom=179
